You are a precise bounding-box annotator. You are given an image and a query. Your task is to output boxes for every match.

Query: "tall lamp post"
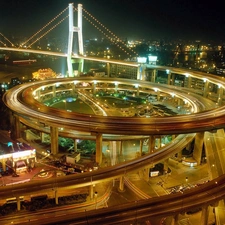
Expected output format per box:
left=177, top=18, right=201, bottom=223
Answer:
left=63, top=100, right=67, bottom=110
left=94, top=191, right=98, bottom=209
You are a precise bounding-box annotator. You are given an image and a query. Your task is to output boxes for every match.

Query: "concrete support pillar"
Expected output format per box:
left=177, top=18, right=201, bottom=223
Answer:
left=37, top=90, right=41, bottom=101
left=13, top=115, right=21, bottom=139
left=186, top=141, right=192, bottom=151
left=119, top=141, right=123, bottom=156
left=74, top=139, right=77, bottom=152
left=177, top=151, right=183, bottom=162
left=171, top=214, right=179, bottom=225
left=193, top=132, right=204, bottom=165
left=171, top=73, right=175, bottom=85
left=78, top=58, right=84, bottom=74
left=119, top=176, right=125, bottom=192
left=148, top=136, right=155, bottom=153
left=187, top=76, right=192, bottom=89
left=217, top=85, right=223, bottom=106
left=156, top=91, right=160, bottom=101
left=167, top=72, right=171, bottom=85
left=2, top=160, right=6, bottom=171
left=115, top=65, right=118, bottom=77
left=40, top=132, right=45, bottom=142
left=177, top=99, right=181, bottom=107
left=55, top=189, right=59, bottom=205
left=139, top=140, right=143, bottom=156
left=156, top=137, right=161, bottom=149
left=50, top=126, right=58, bottom=155
left=200, top=205, right=209, bottom=225
left=151, top=69, right=156, bottom=82
left=72, top=81, right=76, bottom=94
left=16, top=196, right=21, bottom=211
left=95, top=133, right=102, bottom=165
left=25, top=130, right=29, bottom=141
left=203, top=80, right=209, bottom=98
left=106, top=63, right=110, bottom=77
left=89, top=185, right=94, bottom=199
left=164, top=159, right=169, bottom=173
left=110, top=141, right=117, bottom=166
left=93, top=81, right=97, bottom=94
left=52, top=85, right=56, bottom=98
left=144, top=167, right=150, bottom=181
left=171, top=95, right=176, bottom=104
left=141, top=65, right=146, bottom=80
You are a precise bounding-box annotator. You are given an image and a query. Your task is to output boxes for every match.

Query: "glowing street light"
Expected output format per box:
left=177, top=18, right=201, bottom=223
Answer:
left=94, top=191, right=98, bottom=209
left=63, top=100, right=67, bottom=110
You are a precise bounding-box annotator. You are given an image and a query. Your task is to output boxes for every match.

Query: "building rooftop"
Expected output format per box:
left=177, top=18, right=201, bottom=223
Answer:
left=0, top=130, right=32, bottom=154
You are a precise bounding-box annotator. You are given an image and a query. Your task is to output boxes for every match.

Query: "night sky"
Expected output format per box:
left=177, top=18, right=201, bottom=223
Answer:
left=0, top=0, right=225, bottom=42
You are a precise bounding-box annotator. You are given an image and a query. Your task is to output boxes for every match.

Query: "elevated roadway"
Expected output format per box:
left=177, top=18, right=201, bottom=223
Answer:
left=2, top=65, right=225, bottom=223
left=3, top=174, right=225, bottom=225
left=3, top=77, right=221, bottom=136
left=0, top=133, right=194, bottom=200
left=0, top=47, right=139, bottom=67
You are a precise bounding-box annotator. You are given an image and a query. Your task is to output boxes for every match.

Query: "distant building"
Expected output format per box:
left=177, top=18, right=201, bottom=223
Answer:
left=32, top=68, right=56, bottom=80
left=216, top=66, right=225, bottom=75
left=0, top=82, right=8, bottom=97
left=0, top=130, right=36, bottom=174
left=10, top=77, right=21, bottom=87
left=66, top=153, right=81, bottom=165
left=148, top=55, right=157, bottom=65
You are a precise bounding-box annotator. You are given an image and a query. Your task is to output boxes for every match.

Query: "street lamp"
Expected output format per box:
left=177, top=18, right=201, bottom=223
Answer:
left=63, top=100, right=67, bottom=110
left=106, top=149, right=110, bottom=166
left=94, top=191, right=98, bottom=209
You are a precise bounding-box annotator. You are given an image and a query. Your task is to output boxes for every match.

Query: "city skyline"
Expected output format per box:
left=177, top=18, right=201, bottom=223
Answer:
left=0, top=0, right=225, bottom=43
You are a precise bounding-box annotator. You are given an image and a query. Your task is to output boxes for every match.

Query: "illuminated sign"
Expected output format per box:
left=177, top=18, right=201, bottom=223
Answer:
left=137, top=57, right=147, bottom=63
left=148, top=56, right=157, bottom=62
left=13, top=149, right=36, bottom=159
left=0, top=149, right=36, bottom=160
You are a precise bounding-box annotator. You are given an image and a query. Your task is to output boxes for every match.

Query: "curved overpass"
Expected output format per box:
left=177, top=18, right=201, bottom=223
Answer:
left=0, top=133, right=194, bottom=200
left=20, top=174, right=225, bottom=225
left=2, top=66, right=225, bottom=221
left=3, top=77, right=221, bottom=136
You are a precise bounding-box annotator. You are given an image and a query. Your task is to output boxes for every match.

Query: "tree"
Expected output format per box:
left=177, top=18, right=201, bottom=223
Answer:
left=78, top=140, right=96, bottom=153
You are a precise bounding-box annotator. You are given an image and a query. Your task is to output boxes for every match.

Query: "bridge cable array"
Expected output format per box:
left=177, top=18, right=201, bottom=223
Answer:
left=1, top=4, right=138, bottom=58
left=82, top=7, right=138, bottom=58
left=20, top=6, right=69, bottom=49
left=0, top=33, right=15, bottom=47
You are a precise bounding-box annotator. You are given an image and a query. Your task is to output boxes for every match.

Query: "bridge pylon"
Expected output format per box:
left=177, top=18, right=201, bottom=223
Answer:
left=67, top=3, right=84, bottom=77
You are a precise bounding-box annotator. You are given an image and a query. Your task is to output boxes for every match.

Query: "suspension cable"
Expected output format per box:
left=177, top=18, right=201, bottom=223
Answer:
left=83, top=8, right=138, bottom=57
left=21, top=7, right=69, bottom=48
left=0, top=33, right=15, bottom=47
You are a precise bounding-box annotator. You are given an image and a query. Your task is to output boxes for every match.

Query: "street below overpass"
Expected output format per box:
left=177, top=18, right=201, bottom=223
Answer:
left=0, top=154, right=215, bottom=225
left=1, top=170, right=222, bottom=225
left=2, top=68, right=225, bottom=223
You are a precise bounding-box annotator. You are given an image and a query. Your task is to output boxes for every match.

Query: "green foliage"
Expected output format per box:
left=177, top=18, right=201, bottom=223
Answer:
left=58, top=137, right=74, bottom=150
left=78, top=140, right=96, bottom=153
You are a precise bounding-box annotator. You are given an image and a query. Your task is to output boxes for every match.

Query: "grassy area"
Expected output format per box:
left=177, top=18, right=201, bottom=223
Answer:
left=98, top=96, right=140, bottom=108
left=51, top=99, right=95, bottom=114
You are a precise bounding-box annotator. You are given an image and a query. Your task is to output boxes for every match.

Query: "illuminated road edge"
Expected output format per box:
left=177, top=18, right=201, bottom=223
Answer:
left=2, top=67, right=225, bottom=223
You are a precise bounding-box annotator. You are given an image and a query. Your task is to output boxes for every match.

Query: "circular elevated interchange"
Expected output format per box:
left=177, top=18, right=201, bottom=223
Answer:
left=2, top=66, right=225, bottom=223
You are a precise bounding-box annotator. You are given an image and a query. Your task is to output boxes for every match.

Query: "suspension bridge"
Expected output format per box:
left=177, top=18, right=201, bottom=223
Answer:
left=0, top=3, right=142, bottom=78
left=2, top=3, right=225, bottom=225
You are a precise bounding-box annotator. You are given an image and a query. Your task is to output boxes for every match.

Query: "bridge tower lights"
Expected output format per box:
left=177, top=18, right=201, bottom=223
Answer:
left=67, top=3, right=84, bottom=77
